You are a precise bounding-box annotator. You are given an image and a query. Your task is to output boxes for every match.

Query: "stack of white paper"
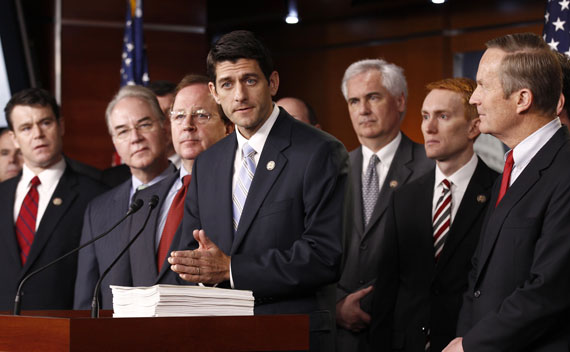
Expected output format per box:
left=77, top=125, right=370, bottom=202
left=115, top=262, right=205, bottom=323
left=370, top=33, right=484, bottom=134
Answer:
left=111, top=284, right=254, bottom=317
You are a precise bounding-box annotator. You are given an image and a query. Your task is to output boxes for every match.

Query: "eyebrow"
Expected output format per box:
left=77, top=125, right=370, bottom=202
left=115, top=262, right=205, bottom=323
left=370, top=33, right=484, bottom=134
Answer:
left=113, top=116, right=153, bottom=130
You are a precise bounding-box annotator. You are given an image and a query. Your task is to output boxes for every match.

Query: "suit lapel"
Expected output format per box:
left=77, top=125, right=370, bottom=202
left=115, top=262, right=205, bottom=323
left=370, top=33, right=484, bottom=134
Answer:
left=350, top=149, right=364, bottom=237
left=364, top=134, right=414, bottom=236
left=0, top=176, right=23, bottom=269
left=206, top=135, right=237, bottom=255
left=435, top=159, right=494, bottom=275
left=475, top=129, right=568, bottom=282
left=231, top=113, right=291, bottom=254
left=23, top=168, right=78, bottom=274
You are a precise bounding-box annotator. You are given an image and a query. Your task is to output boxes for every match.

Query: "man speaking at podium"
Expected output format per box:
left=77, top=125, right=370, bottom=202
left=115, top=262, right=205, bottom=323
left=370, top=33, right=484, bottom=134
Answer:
left=168, top=30, right=350, bottom=351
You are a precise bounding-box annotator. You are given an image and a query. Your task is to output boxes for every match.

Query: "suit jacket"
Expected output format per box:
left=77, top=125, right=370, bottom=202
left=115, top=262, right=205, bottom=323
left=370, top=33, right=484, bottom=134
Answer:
left=74, top=164, right=179, bottom=309
left=369, top=157, right=498, bottom=352
left=179, top=109, right=350, bottom=350
left=74, top=179, right=135, bottom=309
left=128, top=171, right=186, bottom=287
left=457, top=127, right=570, bottom=351
left=0, top=162, right=107, bottom=310
left=336, top=133, right=433, bottom=352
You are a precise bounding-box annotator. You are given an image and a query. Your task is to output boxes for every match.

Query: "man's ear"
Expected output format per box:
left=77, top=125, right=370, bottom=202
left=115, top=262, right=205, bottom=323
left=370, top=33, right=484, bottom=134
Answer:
left=467, top=117, right=481, bottom=141
left=268, top=71, right=279, bottom=97
left=515, top=88, right=532, bottom=114
left=208, top=82, right=220, bottom=104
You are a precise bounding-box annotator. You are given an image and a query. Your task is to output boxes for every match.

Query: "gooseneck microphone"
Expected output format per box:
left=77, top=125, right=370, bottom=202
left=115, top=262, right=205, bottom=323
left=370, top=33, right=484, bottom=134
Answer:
left=13, top=199, right=144, bottom=315
left=91, top=195, right=159, bottom=318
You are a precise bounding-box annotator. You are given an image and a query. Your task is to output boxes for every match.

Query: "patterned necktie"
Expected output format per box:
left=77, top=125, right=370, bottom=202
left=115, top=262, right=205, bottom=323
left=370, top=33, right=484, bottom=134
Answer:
left=496, top=151, right=514, bottom=207
left=157, top=175, right=191, bottom=272
left=433, top=179, right=452, bottom=260
left=232, top=143, right=256, bottom=232
left=15, top=176, right=41, bottom=265
left=362, top=154, right=380, bottom=226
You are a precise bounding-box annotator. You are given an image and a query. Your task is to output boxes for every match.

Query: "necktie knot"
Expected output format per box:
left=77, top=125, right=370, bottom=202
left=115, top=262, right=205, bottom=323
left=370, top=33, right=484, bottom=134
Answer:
left=182, top=175, right=191, bottom=188
left=242, top=143, right=256, bottom=160
left=441, top=179, right=451, bottom=191
left=369, top=154, right=380, bottom=168
left=30, top=176, right=41, bottom=188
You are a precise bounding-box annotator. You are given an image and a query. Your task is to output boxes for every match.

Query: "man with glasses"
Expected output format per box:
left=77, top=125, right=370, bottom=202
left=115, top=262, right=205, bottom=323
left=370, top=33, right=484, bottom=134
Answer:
left=127, top=74, right=233, bottom=287
left=74, top=85, right=175, bottom=309
left=0, top=88, right=106, bottom=310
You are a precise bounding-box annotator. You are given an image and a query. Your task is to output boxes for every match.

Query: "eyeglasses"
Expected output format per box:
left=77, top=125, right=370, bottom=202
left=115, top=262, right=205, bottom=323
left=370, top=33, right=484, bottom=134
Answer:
left=113, top=120, right=157, bottom=141
left=169, top=109, right=213, bottom=125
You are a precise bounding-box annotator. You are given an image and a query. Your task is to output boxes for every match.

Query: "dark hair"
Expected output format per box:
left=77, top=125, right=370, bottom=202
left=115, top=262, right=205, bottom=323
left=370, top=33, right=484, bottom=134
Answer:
left=206, top=30, right=274, bottom=85
left=555, top=51, right=570, bottom=114
left=147, top=80, right=177, bottom=97
left=174, top=74, right=232, bottom=126
left=486, top=33, right=561, bottom=116
left=4, top=88, right=60, bottom=130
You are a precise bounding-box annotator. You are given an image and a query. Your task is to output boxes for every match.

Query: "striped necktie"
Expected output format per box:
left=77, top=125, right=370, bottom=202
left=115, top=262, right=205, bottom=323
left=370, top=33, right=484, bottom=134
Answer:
left=232, top=143, right=256, bottom=232
left=433, top=179, right=452, bottom=260
left=15, top=176, right=41, bottom=265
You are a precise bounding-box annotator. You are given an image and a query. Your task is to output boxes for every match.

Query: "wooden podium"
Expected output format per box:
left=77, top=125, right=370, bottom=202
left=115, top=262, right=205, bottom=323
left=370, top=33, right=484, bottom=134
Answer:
left=0, top=311, right=309, bottom=351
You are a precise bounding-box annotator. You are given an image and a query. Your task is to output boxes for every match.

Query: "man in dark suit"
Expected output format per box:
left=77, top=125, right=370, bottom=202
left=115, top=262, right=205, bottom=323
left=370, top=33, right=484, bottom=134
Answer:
left=336, top=58, right=433, bottom=351
left=167, top=30, right=349, bottom=351
left=74, top=85, right=174, bottom=309
left=129, top=74, right=233, bottom=287
left=370, top=78, right=498, bottom=351
left=0, top=88, right=106, bottom=310
left=444, top=33, right=570, bottom=352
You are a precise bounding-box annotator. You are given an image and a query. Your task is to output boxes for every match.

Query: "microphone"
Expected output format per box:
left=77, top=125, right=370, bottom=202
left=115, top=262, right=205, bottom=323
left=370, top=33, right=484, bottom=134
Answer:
left=12, top=199, right=144, bottom=315
left=91, top=195, right=159, bottom=318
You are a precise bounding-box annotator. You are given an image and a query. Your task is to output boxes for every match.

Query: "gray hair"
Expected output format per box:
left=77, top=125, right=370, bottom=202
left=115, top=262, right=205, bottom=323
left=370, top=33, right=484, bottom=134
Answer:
left=341, top=58, right=408, bottom=118
left=105, top=85, right=165, bottom=134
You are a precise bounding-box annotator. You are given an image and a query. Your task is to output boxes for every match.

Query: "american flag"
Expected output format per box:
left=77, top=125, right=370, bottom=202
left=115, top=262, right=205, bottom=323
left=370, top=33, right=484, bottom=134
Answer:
left=544, top=0, right=570, bottom=55
left=120, top=0, right=149, bottom=86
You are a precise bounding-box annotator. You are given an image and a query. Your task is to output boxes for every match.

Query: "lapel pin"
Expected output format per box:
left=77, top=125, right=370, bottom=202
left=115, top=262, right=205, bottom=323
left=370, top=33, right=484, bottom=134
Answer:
left=389, top=180, right=398, bottom=188
left=477, top=195, right=487, bottom=203
left=266, top=161, right=275, bottom=171
left=53, top=197, right=63, bottom=206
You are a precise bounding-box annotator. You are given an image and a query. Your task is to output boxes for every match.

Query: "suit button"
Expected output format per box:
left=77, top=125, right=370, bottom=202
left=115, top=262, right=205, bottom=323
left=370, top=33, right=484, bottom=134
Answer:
left=474, top=290, right=481, bottom=298
left=360, top=243, right=368, bottom=250
left=359, top=280, right=365, bottom=285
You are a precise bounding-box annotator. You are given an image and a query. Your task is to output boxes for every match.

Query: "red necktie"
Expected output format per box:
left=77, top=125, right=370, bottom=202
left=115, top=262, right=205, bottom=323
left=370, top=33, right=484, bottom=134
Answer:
left=15, top=176, right=41, bottom=265
left=157, top=175, right=191, bottom=271
left=496, top=151, right=514, bottom=207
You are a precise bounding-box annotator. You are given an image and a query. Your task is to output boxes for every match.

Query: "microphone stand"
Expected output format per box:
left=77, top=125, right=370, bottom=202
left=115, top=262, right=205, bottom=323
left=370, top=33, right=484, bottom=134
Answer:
left=91, top=195, right=159, bottom=318
left=13, top=199, right=144, bottom=315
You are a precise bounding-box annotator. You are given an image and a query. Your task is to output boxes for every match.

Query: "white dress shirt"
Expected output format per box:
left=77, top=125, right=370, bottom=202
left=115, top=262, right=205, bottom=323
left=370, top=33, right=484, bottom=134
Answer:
left=507, top=117, right=561, bottom=186
left=432, top=153, right=478, bottom=224
left=228, top=103, right=280, bottom=287
left=361, top=132, right=402, bottom=191
left=13, top=158, right=66, bottom=230
left=130, top=165, right=173, bottom=204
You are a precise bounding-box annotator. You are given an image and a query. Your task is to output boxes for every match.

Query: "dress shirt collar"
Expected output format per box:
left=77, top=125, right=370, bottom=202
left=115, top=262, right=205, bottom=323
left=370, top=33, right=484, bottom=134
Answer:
left=131, top=163, right=174, bottom=193
left=507, top=117, right=561, bottom=185
left=21, top=157, right=66, bottom=191
left=235, top=103, right=280, bottom=160
left=434, top=152, right=478, bottom=193
left=361, top=132, right=402, bottom=170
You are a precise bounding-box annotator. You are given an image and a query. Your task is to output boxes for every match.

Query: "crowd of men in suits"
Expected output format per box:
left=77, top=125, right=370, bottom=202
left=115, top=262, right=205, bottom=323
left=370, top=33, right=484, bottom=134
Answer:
left=0, top=30, right=569, bottom=351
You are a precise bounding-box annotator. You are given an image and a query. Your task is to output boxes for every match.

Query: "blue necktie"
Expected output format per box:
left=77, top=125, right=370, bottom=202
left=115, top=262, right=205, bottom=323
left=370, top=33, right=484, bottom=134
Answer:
left=232, top=143, right=256, bottom=231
